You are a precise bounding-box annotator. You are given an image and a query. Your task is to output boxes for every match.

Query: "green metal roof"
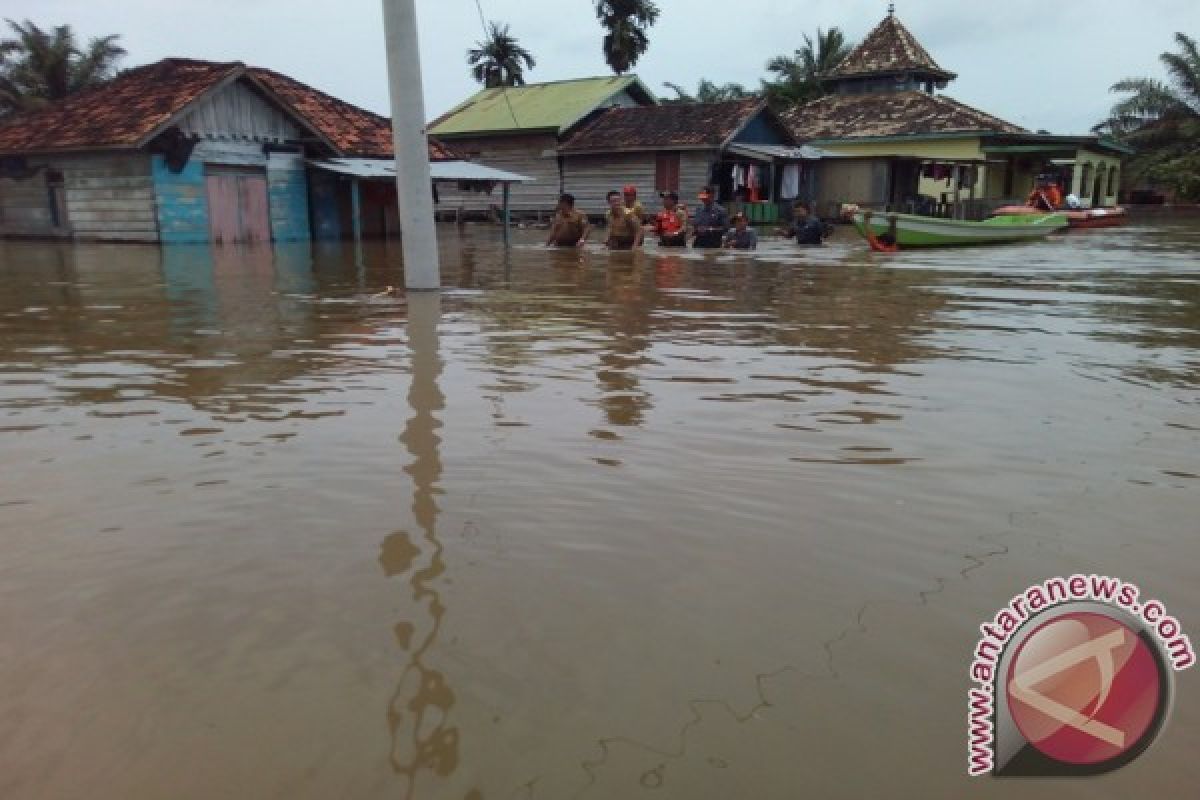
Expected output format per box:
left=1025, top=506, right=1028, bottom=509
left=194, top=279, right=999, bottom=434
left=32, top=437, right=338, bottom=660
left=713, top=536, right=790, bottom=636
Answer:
left=428, top=75, right=656, bottom=137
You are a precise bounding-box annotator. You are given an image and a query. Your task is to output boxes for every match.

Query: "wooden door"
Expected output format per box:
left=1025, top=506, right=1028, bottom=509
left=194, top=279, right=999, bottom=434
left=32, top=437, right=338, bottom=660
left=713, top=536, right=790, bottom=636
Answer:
left=238, top=175, right=270, bottom=244
left=205, top=167, right=271, bottom=245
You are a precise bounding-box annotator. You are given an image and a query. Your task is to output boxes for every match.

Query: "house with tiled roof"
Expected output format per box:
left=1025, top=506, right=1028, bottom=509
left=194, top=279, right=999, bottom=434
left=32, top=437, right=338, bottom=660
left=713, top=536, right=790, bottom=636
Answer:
left=427, top=75, right=658, bottom=214
left=780, top=9, right=1130, bottom=218
left=0, top=58, right=515, bottom=243
left=559, top=98, right=823, bottom=221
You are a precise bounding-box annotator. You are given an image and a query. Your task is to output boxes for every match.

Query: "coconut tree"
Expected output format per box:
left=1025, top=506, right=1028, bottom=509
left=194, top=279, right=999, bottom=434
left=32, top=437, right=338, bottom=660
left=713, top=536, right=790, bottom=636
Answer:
left=661, top=79, right=754, bottom=104
left=466, top=21, right=535, bottom=88
left=761, top=27, right=853, bottom=109
left=0, top=19, right=125, bottom=116
left=594, top=0, right=660, bottom=75
left=1095, top=32, right=1200, bottom=200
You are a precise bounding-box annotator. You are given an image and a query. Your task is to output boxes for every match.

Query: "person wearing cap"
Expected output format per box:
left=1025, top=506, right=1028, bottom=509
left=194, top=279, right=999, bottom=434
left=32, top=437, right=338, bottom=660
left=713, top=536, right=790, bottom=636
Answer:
left=622, top=185, right=645, bottom=223
left=691, top=186, right=728, bottom=248
left=649, top=191, right=688, bottom=247
left=722, top=212, right=758, bottom=250
left=778, top=201, right=825, bottom=245
left=545, top=193, right=591, bottom=248
left=604, top=190, right=642, bottom=250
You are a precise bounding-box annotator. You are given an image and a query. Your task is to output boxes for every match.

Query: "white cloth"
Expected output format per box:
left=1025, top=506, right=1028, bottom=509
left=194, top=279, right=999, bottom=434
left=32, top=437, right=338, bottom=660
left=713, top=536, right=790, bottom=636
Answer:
left=747, top=165, right=760, bottom=190
left=781, top=164, right=801, bottom=199
left=1066, top=193, right=1082, bottom=209
left=731, top=164, right=742, bottom=190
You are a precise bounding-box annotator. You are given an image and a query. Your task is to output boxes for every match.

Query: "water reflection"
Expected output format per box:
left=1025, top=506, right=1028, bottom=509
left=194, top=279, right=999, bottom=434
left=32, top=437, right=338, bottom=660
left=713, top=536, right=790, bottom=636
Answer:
left=379, top=293, right=475, bottom=799
left=1, top=222, right=1199, bottom=799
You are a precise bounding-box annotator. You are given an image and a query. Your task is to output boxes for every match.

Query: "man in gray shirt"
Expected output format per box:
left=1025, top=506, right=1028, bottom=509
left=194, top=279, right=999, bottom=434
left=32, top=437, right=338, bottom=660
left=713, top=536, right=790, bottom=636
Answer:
left=691, top=186, right=728, bottom=248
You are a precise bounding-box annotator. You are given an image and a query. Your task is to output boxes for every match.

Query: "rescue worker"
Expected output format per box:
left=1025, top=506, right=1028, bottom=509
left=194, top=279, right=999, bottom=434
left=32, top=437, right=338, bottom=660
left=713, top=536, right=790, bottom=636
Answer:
left=650, top=191, right=688, bottom=247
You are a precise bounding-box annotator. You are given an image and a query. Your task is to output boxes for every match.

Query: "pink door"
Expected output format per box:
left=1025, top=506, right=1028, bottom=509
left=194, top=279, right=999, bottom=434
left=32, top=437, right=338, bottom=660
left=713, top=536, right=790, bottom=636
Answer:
left=206, top=174, right=241, bottom=245
left=238, top=175, right=270, bottom=244
left=205, top=168, right=271, bottom=245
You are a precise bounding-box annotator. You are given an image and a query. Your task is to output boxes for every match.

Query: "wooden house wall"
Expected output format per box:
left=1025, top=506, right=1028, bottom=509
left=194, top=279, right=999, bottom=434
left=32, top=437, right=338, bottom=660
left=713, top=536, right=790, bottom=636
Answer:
left=433, top=133, right=560, bottom=214
left=177, top=79, right=302, bottom=143
left=561, top=150, right=718, bottom=218
left=561, top=153, right=656, bottom=215
left=813, top=159, right=890, bottom=216
left=0, top=153, right=157, bottom=241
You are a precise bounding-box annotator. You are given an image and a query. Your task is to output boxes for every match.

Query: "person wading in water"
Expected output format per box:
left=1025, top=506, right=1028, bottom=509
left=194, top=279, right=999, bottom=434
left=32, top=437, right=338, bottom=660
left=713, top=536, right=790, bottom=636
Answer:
left=604, top=190, right=642, bottom=250
left=545, top=193, right=591, bottom=247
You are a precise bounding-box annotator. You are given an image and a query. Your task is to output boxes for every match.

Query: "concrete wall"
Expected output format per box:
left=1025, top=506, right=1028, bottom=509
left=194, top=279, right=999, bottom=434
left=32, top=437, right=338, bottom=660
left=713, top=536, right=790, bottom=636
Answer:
left=1072, top=149, right=1122, bottom=207
left=0, top=153, right=157, bottom=241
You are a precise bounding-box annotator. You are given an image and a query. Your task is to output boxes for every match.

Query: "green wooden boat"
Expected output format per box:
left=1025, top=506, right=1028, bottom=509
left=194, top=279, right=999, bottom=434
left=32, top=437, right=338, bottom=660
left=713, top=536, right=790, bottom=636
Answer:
left=852, top=211, right=1068, bottom=248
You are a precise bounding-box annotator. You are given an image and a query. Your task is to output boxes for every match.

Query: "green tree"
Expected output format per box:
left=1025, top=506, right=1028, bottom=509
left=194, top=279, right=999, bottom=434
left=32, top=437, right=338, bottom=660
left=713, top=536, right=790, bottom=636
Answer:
left=467, top=21, right=536, bottom=88
left=661, top=79, right=754, bottom=104
left=594, top=0, right=660, bottom=75
left=761, top=27, right=853, bottom=109
left=0, top=19, right=125, bottom=116
left=1095, top=32, right=1200, bottom=200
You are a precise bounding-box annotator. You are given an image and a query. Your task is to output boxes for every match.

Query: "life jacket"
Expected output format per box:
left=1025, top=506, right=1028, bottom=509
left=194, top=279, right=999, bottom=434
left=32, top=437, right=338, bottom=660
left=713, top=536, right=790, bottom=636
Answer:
left=655, top=209, right=684, bottom=236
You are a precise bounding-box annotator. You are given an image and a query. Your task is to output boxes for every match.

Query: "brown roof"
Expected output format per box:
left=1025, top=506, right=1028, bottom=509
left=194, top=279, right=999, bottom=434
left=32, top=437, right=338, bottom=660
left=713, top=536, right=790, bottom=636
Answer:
left=0, top=58, right=457, bottom=161
left=780, top=91, right=1025, bottom=141
left=560, top=98, right=777, bottom=152
left=248, top=67, right=456, bottom=160
left=827, top=14, right=955, bottom=81
left=0, top=59, right=239, bottom=153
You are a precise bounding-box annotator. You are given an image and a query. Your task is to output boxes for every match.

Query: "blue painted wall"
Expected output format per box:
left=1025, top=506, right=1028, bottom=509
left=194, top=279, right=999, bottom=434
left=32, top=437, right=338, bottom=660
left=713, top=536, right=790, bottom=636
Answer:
left=267, top=167, right=310, bottom=241
left=152, top=155, right=210, bottom=244
left=308, top=171, right=342, bottom=240
left=732, top=113, right=790, bottom=145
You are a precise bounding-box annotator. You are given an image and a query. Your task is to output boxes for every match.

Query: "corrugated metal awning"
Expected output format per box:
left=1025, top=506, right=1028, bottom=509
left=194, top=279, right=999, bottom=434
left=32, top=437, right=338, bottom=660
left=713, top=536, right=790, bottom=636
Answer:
left=307, top=158, right=533, bottom=183
left=724, top=144, right=833, bottom=161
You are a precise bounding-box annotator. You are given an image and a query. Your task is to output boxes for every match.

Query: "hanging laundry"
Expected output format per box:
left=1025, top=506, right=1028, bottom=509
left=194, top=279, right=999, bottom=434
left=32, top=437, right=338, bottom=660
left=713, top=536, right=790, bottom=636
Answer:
left=781, top=164, right=801, bottom=200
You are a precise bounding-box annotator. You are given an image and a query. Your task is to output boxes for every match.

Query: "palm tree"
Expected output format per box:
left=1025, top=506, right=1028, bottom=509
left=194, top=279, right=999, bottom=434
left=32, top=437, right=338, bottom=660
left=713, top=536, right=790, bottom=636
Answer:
left=1096, top=32, right=1200, bottom=138
left=0, top=19, right=125, bottom=116
left=662, top=79, right=754, bottom=104
left=761, top=27, right=853, bottom=109
left=1095, top=32, right=1200, bottom=200
left=594, top=1, right=659, bottom=75
left=466, top=21, right=535, bottom=88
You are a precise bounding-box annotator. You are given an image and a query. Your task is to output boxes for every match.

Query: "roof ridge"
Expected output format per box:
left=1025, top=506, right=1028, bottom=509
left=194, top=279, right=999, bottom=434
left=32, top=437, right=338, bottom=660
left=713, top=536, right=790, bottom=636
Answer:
left=247, top=66, right=391, bottom=124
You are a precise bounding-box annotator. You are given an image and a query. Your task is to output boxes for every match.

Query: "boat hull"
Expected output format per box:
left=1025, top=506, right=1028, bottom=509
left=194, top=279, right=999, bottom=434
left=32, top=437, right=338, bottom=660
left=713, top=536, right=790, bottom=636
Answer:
left=991, top=204, right=1128, bottom=229
left=852, top=211, right=1067, bottom=248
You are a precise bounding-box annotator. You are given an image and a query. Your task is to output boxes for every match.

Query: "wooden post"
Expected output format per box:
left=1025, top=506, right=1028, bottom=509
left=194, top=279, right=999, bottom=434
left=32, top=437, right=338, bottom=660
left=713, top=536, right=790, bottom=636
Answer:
left=351, top=178, right=363, bottom=243
left=968, top=164, right=977, bottom=220
left=381, top=0, right=440, bottom=290
left=502, top=182, right=511, bottom=247
left=950, top=164, right=961, bottom=219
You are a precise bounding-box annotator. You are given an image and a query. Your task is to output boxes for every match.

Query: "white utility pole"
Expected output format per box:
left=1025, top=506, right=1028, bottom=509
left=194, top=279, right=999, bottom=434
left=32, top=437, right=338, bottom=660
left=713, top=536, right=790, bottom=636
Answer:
left=382, top=0, right=440, bottom=290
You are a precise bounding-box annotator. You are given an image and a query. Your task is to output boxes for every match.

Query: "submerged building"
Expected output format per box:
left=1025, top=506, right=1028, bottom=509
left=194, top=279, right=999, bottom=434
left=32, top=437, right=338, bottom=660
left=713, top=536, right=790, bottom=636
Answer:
left=780, top=10, right=1131, bottom=218
left=0, top=59, right=522, bottom=243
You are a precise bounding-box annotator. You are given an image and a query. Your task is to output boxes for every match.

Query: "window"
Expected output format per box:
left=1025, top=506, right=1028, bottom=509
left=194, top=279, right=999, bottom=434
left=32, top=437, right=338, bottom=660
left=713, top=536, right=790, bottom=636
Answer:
left=655, top=152, right=680, bottom=192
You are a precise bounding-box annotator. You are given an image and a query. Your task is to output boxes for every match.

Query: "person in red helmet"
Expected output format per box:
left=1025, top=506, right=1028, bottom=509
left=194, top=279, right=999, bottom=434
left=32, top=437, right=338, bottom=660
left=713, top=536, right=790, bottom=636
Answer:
left=622, top=184, right=645, bottom=224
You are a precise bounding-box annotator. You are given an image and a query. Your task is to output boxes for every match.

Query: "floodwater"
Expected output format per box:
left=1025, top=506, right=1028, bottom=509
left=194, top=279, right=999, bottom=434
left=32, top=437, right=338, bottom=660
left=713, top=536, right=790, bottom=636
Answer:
left=1, top=221, right=1198, bottom=799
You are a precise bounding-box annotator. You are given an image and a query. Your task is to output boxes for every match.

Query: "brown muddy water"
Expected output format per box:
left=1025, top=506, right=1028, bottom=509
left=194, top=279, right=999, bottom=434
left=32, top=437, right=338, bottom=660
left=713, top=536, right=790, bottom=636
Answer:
left=1, top=223, right=1198, bottom=799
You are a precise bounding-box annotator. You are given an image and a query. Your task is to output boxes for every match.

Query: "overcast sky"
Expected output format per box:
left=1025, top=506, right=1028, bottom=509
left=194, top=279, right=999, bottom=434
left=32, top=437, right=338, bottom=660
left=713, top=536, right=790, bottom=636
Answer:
left=17, top=1, right=1200, bottom=134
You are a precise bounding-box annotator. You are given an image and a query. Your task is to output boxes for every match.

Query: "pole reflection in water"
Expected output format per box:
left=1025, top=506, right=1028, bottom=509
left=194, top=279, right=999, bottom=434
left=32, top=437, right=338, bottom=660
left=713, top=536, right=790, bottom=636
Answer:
left=378, top=292, right=479, bottom=800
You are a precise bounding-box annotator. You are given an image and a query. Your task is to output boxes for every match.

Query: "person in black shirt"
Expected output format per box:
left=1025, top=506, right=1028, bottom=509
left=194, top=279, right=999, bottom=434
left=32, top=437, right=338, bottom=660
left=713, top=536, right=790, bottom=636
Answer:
left=779, top=201, right=825, bottom=245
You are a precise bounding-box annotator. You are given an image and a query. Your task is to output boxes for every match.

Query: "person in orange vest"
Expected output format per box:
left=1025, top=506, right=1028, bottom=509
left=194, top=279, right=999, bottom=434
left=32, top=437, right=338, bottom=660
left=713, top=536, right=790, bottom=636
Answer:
left=649, top=191, right=688, bottom=247
left=862, top=210, right=899, bottom=252
left=1027, top=175, right=1063, bottom=211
